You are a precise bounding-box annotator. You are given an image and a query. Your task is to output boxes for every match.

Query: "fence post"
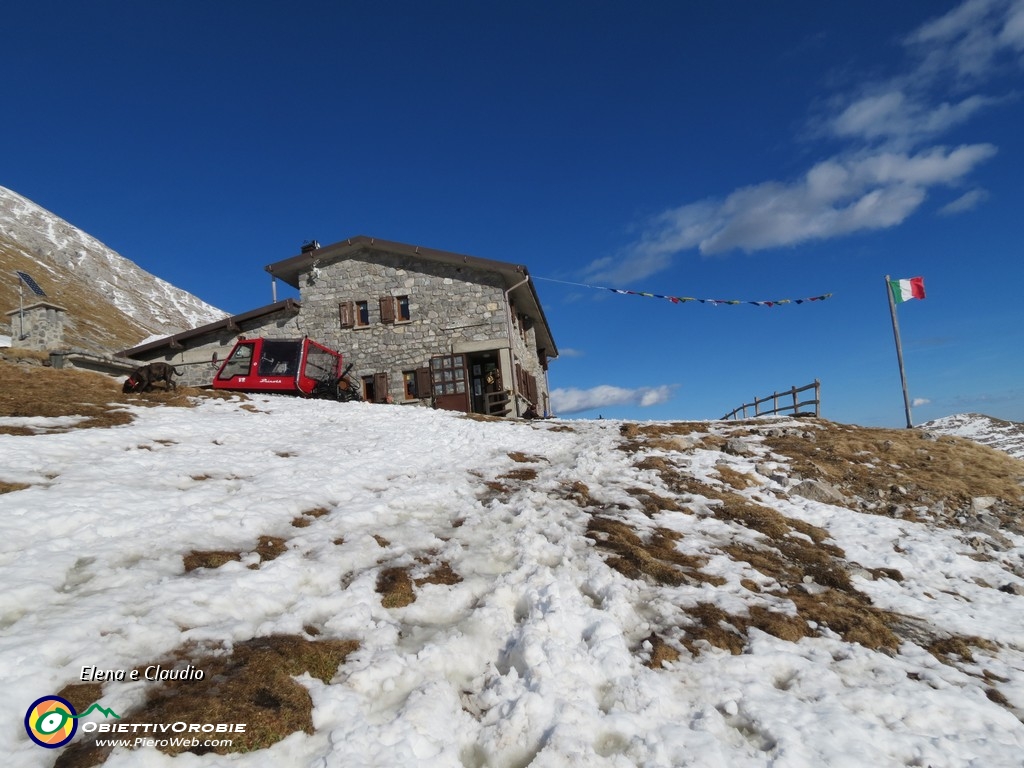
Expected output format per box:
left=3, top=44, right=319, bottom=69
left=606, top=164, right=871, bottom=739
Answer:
left=814, top=379, right=820, bottom=417
left=791, top=385, right=797, bottom=414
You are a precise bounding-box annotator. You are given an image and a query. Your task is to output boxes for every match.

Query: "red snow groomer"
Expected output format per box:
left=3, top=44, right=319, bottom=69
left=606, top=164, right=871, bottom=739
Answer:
left=213, top=337, right=360, bottom=401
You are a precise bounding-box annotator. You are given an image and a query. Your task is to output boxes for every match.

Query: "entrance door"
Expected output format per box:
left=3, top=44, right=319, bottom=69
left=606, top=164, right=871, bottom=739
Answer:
left=429, top=354, right=469, bottom=412
left=467, top=351, right=509, bottom=416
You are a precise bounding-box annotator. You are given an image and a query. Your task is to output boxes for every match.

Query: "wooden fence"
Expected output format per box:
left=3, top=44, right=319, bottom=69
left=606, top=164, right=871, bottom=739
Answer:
left=722, top=379, right=820, bottom=420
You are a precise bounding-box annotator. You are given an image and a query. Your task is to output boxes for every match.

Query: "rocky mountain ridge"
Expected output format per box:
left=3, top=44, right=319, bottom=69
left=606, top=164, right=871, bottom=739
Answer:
left=0, top=184, right=226, bottom=352
left=923, top=412, right=1024, bottom=460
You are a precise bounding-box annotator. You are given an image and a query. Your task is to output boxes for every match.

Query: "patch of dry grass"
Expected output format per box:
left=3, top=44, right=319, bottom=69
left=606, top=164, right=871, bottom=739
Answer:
left=253, top=536, right=287, bottom=563
left=184, top=534, right=289, bottom=573
left=290, top=507, right=330, bottom=528
left=713, top=464, right=760, bottom=490
left=54, top=635, right=358, bottom=767
left=376, top=556, right=464, bottom=608
left=508, top=451, right=546, bottom=463
left=763, top=422, right=1024, bottom=529
left=586, top=515, right=725, bottom=587
left=377, top=567, right=416, bottom=608
left=0, top=357, right=241, bottom=435
left=498, top=467, right=538, bottom=482
left=183, top=550, right=242, bottom=572
left=642, top=633, right=680, bottom=669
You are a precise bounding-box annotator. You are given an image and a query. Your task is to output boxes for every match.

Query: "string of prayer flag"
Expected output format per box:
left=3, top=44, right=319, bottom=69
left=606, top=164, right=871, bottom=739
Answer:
left=534, top=276, right=833, bottom=307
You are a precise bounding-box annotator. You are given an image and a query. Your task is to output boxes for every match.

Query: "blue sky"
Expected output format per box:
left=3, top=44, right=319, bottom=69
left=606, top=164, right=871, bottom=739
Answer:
left=2, top=1, right=1022, bottom=426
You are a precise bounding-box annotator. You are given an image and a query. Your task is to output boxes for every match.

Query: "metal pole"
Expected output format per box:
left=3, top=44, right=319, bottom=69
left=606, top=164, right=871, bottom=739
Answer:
left=885, top=275, right=913, bottom=428
left=18, top=275, right=25, bottom=339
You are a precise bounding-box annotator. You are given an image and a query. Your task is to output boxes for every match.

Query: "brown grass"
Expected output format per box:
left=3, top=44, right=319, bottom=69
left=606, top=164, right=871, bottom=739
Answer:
left=253, top=536, right=287, bottom=563
left=762, top=421, right=1024, bottom=530
left=54, top=635, right=358, bottom=767
left=183, top=550, right=242, bottom=572
left=713, top=465, right=760, bottom=490
left=377, top=567, right=416, bottom=608
left=184, top=534, right=290, bottom=573
left=415, top=561, right=463, bottom=587
left=291, top=506, right=330, bottom=528
left=586, top=515, right=725, bottom=587
left=508, top=451, right=546, bottom=463
left=0, top=356, right=240, bottom=435
left=643, top=633, right=680, bottom=669
left=498, top=467, right=538, bottom=482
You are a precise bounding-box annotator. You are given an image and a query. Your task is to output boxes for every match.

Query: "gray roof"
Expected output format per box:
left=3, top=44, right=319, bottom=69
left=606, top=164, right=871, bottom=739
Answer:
left=119, top=299, right=300, bottom=357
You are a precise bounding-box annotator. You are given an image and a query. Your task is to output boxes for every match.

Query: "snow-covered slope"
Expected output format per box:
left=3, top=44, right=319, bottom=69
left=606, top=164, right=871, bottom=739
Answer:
left=2, top=400, right=1023, bottom=767
left=923, top=412, right=1024, bottom=460
left=0, top=184, right=226, bottom=351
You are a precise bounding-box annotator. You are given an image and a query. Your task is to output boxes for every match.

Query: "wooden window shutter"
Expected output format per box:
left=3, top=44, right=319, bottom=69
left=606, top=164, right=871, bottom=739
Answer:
left=415, top=367, right=431, bottom=399
left=373, top=371, right=389, bottom=403
left=379, top=296, right=396, bottom=324
left=339, top=301, right=355, bottom=328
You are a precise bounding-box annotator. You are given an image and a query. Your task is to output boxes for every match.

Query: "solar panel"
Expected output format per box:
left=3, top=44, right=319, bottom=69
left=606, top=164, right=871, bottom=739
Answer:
left=16, top=271, right=46, bottom=297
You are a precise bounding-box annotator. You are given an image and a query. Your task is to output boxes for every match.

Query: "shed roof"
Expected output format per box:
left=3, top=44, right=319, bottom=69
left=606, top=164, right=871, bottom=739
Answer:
left=119, top=299, right=301, bottom=357
left=265, top=235, right=557, bottom=358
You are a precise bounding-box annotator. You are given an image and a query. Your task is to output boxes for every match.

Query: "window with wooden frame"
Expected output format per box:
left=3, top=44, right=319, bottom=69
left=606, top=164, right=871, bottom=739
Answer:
left=339, top=301, right=355, bottom=329
left=403, top=368, right=431, bottom=400
left=362, top=372, right=391, bottom=403
left=379, top=295, right=412, bottom=324
left=430, top=354, right=467, bottom=397
left=356, top=300, right=370, bottom=327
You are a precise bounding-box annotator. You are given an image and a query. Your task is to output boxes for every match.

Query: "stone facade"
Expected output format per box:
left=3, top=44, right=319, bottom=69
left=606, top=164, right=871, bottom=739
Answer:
left=269, top=238, right=556, bottom=417
left=123, top=237, right=557, bottom=417
left=4, top=302, right=66, bottom=351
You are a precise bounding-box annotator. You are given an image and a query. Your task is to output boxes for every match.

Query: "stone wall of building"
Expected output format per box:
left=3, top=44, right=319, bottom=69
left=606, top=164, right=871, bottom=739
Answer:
left=3, top=303, right=66, bottom=351
left=297, top=247, right=517, bottom=405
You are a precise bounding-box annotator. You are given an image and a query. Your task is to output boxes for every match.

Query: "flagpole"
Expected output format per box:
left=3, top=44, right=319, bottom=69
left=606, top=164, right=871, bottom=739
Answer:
left=885, top=274, right=913, bottom=428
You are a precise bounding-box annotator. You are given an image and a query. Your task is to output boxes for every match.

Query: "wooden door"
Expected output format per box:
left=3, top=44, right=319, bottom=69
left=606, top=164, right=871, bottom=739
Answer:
left=429, top=354, right=470, bottom=412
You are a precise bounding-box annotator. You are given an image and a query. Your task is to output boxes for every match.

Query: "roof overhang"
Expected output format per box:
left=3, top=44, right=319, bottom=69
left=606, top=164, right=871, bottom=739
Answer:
left=119, top=299, right=301, bottom=357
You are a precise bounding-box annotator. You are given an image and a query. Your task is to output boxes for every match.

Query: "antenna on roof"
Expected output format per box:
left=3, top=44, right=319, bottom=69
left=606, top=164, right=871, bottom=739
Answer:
left=301, top=240, right=320, bottom=254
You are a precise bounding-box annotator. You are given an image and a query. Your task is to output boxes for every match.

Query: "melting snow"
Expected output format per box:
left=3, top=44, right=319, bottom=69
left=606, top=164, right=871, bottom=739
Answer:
left=2, top=398, right=1023, bottom=766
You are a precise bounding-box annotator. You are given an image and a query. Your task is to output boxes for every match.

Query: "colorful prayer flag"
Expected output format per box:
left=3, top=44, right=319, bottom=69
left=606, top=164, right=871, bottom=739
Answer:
left=888, top=277, right=925, bottom=303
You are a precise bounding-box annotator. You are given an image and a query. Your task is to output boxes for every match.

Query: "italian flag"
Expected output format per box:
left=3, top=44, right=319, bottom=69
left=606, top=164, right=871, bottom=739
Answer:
left=889, top=277, right=926, bottom=303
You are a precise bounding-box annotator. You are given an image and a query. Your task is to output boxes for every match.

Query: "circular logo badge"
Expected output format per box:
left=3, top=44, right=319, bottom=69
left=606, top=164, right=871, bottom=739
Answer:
left=25, top=695, right=78, bottom=748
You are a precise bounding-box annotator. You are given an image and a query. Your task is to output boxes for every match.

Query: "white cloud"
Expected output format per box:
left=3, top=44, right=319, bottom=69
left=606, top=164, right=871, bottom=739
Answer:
left=938, top=188, right=990, bottom=215
left=550, top=384, right=676, bottom=415
left=906, top=0, right=1024, bottom=82
left=912, top=397, right=932, bottom=407
left=590, top=144, right=996, bottom=272
left=590, top=0, right=1017, bottom=283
